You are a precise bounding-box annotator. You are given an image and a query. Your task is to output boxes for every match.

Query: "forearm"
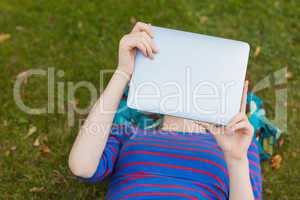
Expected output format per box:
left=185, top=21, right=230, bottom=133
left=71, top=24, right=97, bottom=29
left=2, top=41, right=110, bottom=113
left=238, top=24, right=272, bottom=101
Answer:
left=68, top=69, right=130, bottom=177
left=225, top=156, right=254, bottom=200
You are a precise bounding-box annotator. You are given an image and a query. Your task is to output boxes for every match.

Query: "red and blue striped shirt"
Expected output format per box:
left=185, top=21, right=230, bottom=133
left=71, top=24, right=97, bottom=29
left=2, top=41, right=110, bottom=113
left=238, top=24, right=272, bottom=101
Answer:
left=85, top=125, right=262, bottom=200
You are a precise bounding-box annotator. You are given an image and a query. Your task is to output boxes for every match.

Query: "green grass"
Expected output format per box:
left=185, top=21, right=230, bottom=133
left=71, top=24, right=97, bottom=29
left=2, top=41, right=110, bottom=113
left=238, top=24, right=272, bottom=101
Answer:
left=0, top=0, right=299, bottom=199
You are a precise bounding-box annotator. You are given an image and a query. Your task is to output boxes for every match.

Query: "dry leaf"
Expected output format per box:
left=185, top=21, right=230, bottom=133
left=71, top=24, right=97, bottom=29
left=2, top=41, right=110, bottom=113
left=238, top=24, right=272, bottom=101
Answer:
left=130, top=16, right=137, bottom=25
left=24, top=126, right=37, bottom=139
left=286, top=71, right=293, bottom=80
left=199, top=16, right=208, bottom=24
left=33, top=137, right=40, bottom=147
left=0, top=33, right=11, bottom=43
left=10, top=146, right=17, bottom=151
left=271, top=154, right=282, bottom=169
left=272, top=163, right=281, bottom=170
left=29, top=187, right=44, bottom=192
left=254, top=46, right=261, bottom=57
left=40, top=144, right=51, bottom=154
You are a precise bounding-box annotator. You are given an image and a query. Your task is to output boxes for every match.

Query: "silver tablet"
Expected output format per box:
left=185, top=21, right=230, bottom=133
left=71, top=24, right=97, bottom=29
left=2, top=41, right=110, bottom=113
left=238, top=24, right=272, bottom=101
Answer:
left=127, top=26, right=249, bottom=125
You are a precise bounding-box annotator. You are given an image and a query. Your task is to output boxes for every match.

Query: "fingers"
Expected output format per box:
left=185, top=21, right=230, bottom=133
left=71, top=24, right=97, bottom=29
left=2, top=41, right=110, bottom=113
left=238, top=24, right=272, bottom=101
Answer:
left=195, top=121, right=215, bottom=131
left=226, top=112, right=253, bottom=136
left=195, top=121, right=225, bottom=136
left=120, top=31, right=157, bottom=58
left=227, top=81, right=249, bottom=130
left=141, top=32, right=159, bottom=53
left=139, top=32, right=158, bottom=59
left=134, top=31, right=158, bottom=59
left=227, top=112, right=247, bottom=129
left=132, top=22, right=154, bottom=38
left=134, top=41, right=147, bottom=57
left=139, top=38, right=154, bottom=59
left=230, top=121, right=248, bottom=131
left=127, top=22, right=158, bottom=59
left=240, top=80, right=249, bottom=114
left=194, top=121, right=211, bottom=128
left=129, top=35, right=154, bottom=58
left=230, top=120, right=253, bottom=134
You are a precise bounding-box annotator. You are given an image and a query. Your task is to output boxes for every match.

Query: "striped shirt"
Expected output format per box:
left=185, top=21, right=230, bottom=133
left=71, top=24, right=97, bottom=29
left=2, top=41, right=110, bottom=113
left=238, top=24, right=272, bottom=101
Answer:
left=85, top=125, right=262, bottom=200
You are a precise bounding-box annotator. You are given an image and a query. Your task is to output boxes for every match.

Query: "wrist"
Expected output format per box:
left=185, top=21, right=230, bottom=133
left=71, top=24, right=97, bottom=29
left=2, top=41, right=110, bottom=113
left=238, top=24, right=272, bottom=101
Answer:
left=224, top=154, right=249, bottom=168
left=115, top=67, right=132, bottom=81
left=117, top=65, right=132, bottom=75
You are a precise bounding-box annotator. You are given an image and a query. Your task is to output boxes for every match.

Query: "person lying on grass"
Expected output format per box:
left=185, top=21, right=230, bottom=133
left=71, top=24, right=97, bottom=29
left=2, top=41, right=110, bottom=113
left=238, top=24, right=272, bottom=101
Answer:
left=69, top=22, right=262, bottom=200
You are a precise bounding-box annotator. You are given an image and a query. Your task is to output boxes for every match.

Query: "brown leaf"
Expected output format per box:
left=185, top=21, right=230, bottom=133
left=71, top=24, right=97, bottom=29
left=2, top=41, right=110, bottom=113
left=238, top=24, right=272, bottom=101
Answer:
left=33, top=137, right=40, bottom=147
left=271, top=154, right=282, bottom=169
left=272, top=163, right=281, bottom=170
left=254, top=46, right=261, bottom=57
left=24, top=125, right=37, bottom=139
left=0, top=33, right=11, bottom=43
left=10, top=146, right=17, bottom=151
left=285, top=71, right=293, bottom=80
left=29, top=187, right=44, bottom=192
left=40, top=144, right=51, bottom=154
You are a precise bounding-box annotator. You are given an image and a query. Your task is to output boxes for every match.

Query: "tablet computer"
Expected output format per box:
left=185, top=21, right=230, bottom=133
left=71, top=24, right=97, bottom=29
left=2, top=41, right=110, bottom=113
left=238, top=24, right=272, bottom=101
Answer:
left=127, top=26, right=250, bottom=125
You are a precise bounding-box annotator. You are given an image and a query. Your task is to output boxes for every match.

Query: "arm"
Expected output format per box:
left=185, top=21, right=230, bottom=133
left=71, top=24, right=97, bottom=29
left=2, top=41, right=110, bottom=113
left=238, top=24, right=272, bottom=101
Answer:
left=68, top=22, right=158, bottom=178
left=225, top=156, right=255, bottom=200
left=68, top=69, right=130, bottom=178
left=201, top=81, right=258, bottom=200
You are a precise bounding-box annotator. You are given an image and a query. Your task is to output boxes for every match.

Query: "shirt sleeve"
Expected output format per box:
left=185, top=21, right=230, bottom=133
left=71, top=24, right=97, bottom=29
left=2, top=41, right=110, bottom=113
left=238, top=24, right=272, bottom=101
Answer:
left=82, top=124, right=130, bottom=183
left=248, top=139, right=263, bottom=200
